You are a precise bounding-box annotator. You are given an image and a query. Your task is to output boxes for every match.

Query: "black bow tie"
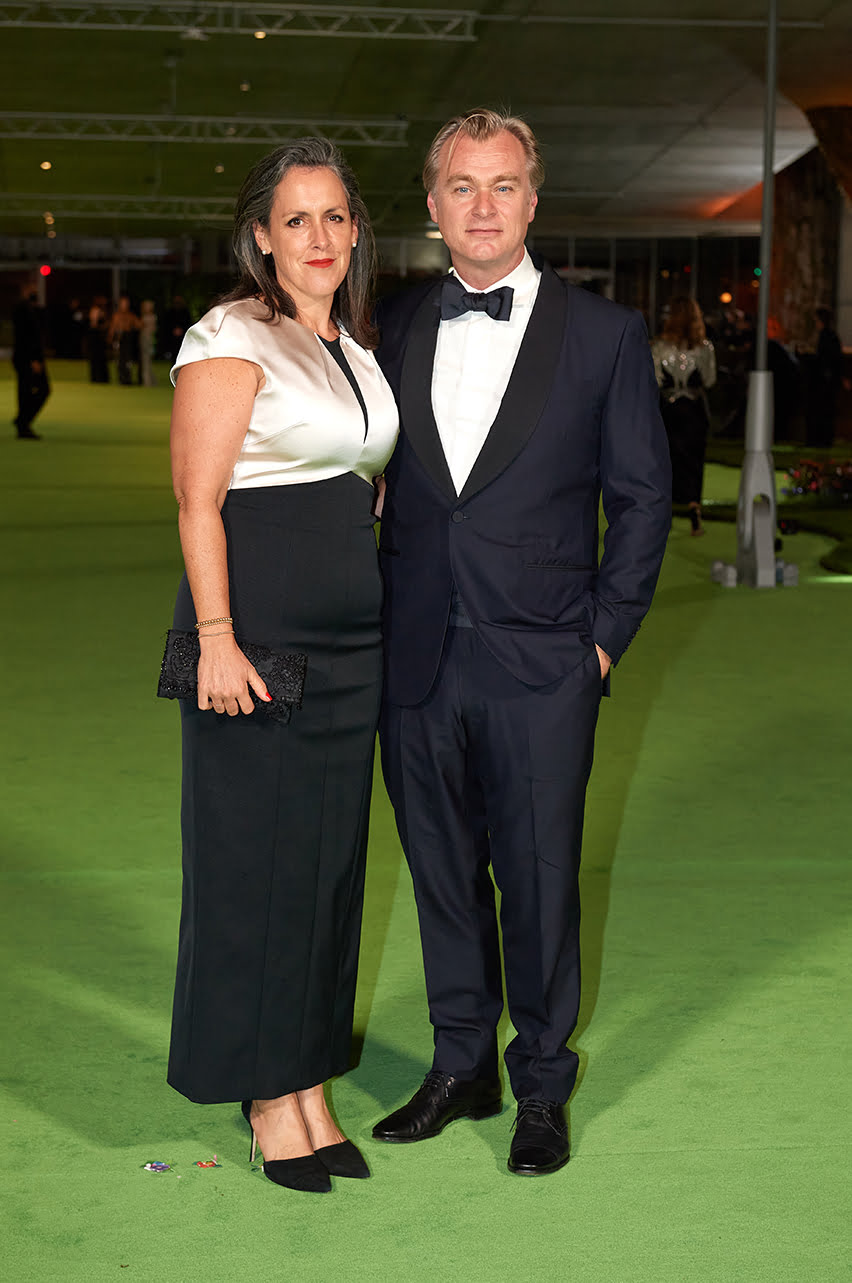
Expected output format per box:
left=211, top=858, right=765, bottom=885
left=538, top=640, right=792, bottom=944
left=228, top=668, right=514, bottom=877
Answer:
left=440, top=277, right=514, bottom=322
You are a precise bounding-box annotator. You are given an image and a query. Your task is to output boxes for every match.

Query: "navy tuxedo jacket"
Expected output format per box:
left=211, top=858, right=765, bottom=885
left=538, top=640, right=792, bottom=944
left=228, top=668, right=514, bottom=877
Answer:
left=375, top=261, right=672, bottom=707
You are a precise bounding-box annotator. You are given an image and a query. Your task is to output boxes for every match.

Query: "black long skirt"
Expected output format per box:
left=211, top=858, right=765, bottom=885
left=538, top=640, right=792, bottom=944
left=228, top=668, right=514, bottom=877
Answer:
left=661, top=394, right=709, bottom=506
left=167, top=474, right=382, bottom=1104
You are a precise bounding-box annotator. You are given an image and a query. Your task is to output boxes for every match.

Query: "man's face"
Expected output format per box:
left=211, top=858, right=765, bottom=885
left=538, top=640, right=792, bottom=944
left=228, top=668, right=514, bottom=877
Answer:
left=427, top=130, right=537, bottom=286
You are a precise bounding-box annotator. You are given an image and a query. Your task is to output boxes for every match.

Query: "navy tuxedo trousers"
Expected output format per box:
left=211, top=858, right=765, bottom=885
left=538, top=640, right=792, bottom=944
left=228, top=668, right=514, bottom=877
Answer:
left=380, top=625, right=603, bottom=1103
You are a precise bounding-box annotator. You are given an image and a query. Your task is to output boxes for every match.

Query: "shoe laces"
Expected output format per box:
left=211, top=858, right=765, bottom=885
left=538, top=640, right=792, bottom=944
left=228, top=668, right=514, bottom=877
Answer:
left=512, top=1098, right=561, bottom=1133
left=421, top=1070, right=454, bottom=1097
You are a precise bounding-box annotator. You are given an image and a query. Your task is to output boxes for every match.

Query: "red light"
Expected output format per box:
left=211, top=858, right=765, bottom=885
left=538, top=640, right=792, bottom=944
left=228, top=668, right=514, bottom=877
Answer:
left=39, top=264, right=51, bottom=277
left=683, top=264, right=692, bottom=274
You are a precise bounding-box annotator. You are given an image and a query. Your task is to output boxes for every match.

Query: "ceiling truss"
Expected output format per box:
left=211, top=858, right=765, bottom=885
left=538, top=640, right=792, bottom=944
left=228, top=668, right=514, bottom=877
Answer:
left=0, top=192, right=236, bottom=220
left=0, top=110, right=408, bottom=145
left=0, top=2, right=476, bottom=40
left=0, top=2, right=822, bottom=39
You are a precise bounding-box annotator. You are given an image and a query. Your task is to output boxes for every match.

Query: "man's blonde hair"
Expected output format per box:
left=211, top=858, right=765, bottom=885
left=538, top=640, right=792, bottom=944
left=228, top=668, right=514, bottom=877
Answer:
left=422, top=108, right=545, bottom=195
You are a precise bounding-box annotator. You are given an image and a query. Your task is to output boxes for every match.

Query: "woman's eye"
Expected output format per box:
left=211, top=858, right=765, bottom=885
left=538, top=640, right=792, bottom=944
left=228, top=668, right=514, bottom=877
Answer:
left=287, top=217, right=303, bottom=227
left=328, top=214, right=344, bottom=223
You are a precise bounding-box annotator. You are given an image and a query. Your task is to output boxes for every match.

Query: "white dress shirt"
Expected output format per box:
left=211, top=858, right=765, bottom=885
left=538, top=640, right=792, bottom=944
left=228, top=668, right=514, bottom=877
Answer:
left=432, top=249, right=541, bottom=494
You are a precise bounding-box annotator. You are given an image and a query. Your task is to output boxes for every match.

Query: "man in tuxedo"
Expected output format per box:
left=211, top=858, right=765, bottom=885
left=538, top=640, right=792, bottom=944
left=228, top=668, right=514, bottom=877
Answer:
left=372, top=109, right=671, bottom=1175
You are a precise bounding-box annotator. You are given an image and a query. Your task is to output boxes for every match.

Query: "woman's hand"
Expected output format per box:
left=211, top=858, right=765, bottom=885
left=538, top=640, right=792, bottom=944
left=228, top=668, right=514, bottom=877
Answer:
left=372, top=474, right=386, bottom=519
left=197, top=633, right=271, bottom=715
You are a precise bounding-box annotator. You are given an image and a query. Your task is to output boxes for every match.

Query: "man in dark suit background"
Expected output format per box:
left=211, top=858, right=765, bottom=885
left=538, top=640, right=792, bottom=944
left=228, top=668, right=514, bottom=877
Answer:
left=12, top=286, right=50, bottom=440
left=371, top=109, right=671, bottom=1176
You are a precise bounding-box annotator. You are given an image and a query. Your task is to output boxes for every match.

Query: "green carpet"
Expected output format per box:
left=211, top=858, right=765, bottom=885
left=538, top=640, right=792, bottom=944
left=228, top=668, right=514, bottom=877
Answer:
left=1, top=366, right=850, bottom=1282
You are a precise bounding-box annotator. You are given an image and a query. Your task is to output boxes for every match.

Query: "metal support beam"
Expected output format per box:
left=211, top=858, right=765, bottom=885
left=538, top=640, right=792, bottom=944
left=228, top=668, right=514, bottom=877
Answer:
left=0, top=193, right=235, bottom=221
left=713, top=0, right=795, bottom=591
left=0, top=2, right=476, bottom=40
left=0, top=111, right=407, bottom=146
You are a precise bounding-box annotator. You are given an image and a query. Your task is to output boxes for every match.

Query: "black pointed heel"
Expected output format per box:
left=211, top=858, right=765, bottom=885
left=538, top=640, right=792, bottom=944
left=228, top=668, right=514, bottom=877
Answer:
left=241, top=1100, right=331, bottom=1193
left=314, top=1139, right=371, bottom=1179
left=261, top=1155, right=332, bottom=1192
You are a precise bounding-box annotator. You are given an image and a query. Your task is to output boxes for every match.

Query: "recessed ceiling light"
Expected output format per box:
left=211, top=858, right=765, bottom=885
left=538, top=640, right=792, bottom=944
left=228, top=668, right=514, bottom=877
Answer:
left=215, top=164, right=225, bottom=174
left=47, top=229, right=57, bottom=239
left=240, top=80, right=251, bottom=91
left=40, top=160, right=52, bottom=170
left=253, top=29, right=266, bottom=39
left=44, top=213, right=55, bottom=225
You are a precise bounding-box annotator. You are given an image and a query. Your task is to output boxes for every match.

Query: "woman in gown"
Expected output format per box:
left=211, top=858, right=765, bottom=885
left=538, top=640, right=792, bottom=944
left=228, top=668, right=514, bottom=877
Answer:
left=651, top=296, right=716, bottom=535
left=167, top=140, right=398, bottom=1193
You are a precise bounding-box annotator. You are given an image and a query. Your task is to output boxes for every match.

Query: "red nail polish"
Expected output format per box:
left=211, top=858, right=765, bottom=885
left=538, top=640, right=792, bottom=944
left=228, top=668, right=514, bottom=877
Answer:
left=264, top=692, right=272, bottom=701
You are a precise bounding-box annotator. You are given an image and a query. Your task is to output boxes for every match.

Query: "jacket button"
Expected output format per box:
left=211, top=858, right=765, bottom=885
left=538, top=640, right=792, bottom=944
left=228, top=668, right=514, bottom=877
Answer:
left=451, top=510, right=465, bottom=523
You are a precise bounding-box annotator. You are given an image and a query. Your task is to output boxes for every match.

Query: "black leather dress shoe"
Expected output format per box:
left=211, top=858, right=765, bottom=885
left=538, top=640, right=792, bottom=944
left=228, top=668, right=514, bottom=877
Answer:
left=507, top=1099, right=570, bottom=1176
left=372, top=1070, right=502, bottom=1142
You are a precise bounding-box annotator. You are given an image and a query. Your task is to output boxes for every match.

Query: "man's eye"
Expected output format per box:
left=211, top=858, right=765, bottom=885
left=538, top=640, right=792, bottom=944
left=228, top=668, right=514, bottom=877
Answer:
left=287, top=217, right=303, bottom=227
left=455, top=186, right=471, bottom=194
left=328, top=214, right=344, bottom=223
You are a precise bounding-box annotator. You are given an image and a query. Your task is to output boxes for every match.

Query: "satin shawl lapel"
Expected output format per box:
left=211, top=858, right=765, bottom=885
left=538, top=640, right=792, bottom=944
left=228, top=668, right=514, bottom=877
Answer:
left=400, top=278, right=456, bottom=500
left=457, top=264, right=569, bottom=504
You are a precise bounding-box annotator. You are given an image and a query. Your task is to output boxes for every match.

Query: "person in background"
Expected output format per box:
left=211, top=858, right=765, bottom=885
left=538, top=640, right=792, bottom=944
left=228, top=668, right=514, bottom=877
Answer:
left=108, top=294, right=140, bottom=386
left=12, top=286, right=50, bottom=440
left=139, top=299, right=157, bottom=386
left=69, top=299, right=86, bottom=359
left=652, top=296, right=716, bottom=535
left=87, top=297, right=110, bottom=383
left=766, top=316, right=800, bottom=443
left=806, top=306, right=844, bottom=449
left=162, top=294, right=193, bottom=362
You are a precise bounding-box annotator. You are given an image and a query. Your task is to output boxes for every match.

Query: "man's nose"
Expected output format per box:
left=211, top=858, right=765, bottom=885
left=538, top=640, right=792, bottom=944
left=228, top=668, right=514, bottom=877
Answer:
left=472, top=188, right=496, bottom=217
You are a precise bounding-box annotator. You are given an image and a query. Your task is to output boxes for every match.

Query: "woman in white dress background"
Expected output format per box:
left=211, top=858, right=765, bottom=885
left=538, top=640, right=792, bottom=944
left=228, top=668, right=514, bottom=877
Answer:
left=651, top=296, right=716, bottom=535
left=167, top=140, right=398, bottom=1193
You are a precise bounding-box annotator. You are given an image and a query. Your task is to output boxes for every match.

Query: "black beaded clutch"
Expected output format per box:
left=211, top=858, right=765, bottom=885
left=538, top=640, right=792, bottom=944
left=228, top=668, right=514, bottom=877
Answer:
left=157, top=629, right=307, bottom=724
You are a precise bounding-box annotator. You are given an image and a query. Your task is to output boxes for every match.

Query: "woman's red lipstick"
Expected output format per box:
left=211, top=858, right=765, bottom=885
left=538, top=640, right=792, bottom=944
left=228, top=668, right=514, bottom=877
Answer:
left=306, top=258, right=334, bottom=267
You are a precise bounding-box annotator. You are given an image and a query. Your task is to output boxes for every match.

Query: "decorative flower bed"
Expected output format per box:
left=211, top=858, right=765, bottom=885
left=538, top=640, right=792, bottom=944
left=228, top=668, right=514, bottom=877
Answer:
left=783, top=458, right=852, bottom=504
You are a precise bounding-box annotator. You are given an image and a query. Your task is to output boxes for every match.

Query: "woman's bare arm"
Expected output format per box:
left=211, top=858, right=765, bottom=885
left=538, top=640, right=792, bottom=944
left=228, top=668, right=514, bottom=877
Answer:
left=171, top=357, right=272, bottom=715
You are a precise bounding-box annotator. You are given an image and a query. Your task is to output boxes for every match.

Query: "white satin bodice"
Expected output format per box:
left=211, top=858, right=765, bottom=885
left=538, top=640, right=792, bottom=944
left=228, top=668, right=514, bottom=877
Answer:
left=171, top=298, right=398, bottom=489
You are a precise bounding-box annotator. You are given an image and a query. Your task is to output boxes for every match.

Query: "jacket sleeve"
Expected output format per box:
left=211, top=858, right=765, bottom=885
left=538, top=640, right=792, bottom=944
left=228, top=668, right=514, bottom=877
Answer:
left=591, top=310, right=672, bottom=664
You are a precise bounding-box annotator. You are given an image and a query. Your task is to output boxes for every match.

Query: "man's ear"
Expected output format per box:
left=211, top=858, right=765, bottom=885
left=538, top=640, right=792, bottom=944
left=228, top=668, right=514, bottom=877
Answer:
left=426, top=192, right=439, bottom=226
left=527, top=190, right=538, bottom=226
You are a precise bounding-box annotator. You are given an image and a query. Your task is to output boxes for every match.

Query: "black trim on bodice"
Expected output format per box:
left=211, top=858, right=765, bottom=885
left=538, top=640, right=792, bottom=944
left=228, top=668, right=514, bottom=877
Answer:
left=320, top=336, right=368, bottom=441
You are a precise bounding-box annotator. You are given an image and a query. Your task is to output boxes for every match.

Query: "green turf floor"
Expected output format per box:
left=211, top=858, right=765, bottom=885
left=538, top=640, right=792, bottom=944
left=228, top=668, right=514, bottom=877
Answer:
left=2, top=368, right=850, bottom=1282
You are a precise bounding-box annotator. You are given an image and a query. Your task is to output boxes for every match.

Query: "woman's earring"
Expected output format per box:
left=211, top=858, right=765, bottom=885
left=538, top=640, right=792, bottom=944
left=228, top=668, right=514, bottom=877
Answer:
left=352, top=241, right=357, bottom=248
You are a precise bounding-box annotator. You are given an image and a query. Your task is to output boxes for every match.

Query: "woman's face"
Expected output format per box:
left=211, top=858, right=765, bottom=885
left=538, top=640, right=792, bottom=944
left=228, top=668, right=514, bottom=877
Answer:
left=253, top=166, right=357, bottom=313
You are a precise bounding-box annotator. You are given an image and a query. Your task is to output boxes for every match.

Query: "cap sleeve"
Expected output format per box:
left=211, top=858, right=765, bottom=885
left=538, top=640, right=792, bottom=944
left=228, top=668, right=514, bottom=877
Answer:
left=170, top=301, right=266, bottom=387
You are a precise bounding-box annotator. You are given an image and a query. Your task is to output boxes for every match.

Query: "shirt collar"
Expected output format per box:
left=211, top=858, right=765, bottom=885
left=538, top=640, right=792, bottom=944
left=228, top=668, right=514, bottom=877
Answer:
left=451, top=248, right=540, bottom=304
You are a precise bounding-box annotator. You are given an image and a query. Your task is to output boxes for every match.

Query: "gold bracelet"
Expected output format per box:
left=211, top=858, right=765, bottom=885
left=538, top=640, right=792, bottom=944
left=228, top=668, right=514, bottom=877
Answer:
left=195, top=616, right=233, bottom=630
left=197, top=629, right=235, bottom=637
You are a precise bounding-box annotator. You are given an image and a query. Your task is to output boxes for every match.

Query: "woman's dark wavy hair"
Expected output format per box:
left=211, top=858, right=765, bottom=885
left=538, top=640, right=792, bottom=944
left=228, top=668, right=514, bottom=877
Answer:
left=221, top=138, right=378, bottom=348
